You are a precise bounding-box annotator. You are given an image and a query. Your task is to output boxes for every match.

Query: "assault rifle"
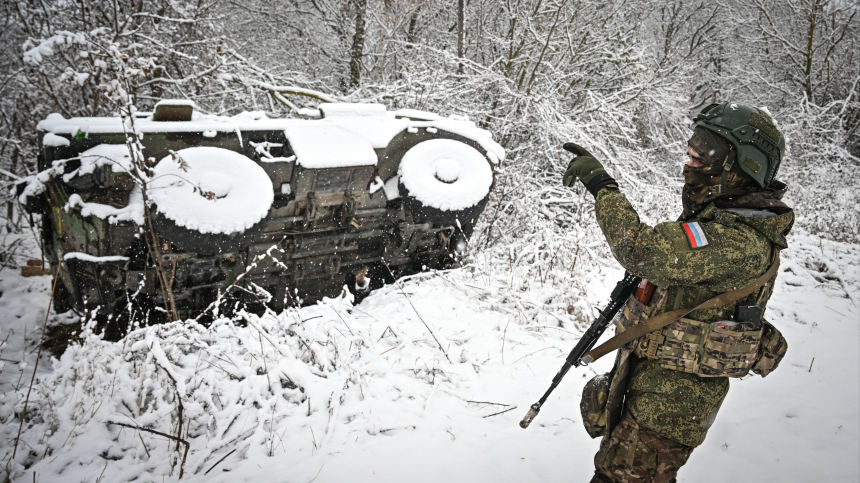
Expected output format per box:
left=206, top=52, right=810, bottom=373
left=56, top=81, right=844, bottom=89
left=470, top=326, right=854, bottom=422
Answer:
left=519, top=272, right=641, bottom=429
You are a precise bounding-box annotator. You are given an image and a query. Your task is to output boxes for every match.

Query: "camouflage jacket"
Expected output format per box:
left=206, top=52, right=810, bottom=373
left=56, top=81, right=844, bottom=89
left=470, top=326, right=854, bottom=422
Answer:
left=595, top=187, right=794, bottom=323
left=592, top=186, right=794, bottom=447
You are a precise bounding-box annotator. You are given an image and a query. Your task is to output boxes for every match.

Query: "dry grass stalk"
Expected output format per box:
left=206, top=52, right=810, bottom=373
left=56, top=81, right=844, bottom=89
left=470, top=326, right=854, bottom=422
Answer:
left=12, top=265, right=62, bottom=458
left=108, top=421, right=189, bottom=478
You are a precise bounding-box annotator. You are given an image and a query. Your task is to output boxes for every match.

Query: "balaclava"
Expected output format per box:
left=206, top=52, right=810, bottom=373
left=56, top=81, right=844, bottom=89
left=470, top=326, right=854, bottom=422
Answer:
left=682, top=127, right=756, bottom=218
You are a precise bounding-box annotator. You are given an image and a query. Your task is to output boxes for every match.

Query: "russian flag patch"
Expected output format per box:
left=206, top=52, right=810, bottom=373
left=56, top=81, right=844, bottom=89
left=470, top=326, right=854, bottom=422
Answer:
left=681, top=222, right=709, bottom=249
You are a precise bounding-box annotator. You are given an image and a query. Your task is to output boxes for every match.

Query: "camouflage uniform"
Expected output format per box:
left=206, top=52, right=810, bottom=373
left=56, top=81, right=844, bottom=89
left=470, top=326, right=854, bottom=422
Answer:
left=589, top=186, right=794, bottom=483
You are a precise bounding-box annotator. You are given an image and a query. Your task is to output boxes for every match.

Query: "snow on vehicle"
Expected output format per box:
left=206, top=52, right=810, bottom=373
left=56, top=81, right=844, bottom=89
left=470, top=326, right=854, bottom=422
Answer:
left=18, top=101, right=504, bottom=322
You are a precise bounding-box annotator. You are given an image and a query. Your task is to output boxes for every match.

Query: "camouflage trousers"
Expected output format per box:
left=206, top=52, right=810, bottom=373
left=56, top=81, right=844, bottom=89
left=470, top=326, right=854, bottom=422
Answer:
left=591, top=411, right=693, bottom=483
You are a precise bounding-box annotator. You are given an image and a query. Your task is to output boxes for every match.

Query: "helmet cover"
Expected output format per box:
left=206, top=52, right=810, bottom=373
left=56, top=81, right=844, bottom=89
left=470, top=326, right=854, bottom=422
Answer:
left=692, top=102, right=785, bottom=188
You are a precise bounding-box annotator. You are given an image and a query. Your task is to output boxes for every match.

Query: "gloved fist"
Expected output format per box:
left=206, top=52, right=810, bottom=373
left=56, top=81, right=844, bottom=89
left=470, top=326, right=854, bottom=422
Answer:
left=561, top=142, right=618, bottom=197
left=563, top=142, right=596, bottom=159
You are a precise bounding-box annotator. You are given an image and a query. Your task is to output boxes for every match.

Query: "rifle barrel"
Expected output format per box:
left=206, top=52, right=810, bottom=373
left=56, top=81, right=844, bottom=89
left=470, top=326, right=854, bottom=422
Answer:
left=519, top=272, right=641, bottom=429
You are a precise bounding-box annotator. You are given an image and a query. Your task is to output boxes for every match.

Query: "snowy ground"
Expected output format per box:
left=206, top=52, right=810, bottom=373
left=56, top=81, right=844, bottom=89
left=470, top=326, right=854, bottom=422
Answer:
left=0, top=232, right=857, bottom=483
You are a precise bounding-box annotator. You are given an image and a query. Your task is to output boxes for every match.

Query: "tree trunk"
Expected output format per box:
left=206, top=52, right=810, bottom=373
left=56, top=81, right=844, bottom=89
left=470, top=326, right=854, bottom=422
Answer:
left=804, top=0, right=822, bottom=103
left=407, top=9, right=420, bottom=45
left=6, top=147, right=20, bottom=229
left=349, top=0, right=368, bottom=89
left=457, top=0, right=465, bottom=74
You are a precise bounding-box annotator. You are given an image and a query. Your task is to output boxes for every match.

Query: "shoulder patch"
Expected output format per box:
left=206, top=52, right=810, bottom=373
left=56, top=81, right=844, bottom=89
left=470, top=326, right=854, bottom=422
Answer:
left=680, top=222, right=709, bottom=249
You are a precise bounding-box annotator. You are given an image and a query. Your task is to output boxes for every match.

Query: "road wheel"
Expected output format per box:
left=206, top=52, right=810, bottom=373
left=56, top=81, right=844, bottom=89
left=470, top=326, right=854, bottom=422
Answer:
left=398, top=139, right=493, bottom=228
left=148, top=147, right=274, bottom=254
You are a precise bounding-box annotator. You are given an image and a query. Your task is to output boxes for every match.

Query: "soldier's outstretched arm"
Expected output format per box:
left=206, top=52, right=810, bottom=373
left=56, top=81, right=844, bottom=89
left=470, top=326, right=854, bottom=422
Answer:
left=593, top=187, right=769, bottom=288
left=561, top=142, right=770, bottom=288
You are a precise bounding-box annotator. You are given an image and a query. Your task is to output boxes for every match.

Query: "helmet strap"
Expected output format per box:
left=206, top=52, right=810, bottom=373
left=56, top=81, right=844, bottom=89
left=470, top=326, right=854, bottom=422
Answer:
left=713, top=149, right=735, bottom=195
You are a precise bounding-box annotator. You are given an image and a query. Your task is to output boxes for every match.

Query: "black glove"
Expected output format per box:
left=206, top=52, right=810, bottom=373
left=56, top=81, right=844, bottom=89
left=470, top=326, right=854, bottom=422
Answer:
left=562, top=142, right=618, bottom=197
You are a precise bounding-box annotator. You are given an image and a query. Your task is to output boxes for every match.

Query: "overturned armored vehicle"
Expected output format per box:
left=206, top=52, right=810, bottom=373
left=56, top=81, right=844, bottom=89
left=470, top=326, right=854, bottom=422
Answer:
left=19, top=102, right=504, bottom=322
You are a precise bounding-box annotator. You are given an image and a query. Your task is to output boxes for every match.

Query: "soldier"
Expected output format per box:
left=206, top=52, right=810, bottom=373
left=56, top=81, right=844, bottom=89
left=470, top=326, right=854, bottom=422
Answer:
left=563, top=102, right=793, bottom=482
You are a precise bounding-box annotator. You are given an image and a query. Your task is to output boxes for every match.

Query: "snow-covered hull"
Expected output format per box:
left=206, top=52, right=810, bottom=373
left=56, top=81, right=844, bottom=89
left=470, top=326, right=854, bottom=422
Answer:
left=19, top=103, right=504, bottom=323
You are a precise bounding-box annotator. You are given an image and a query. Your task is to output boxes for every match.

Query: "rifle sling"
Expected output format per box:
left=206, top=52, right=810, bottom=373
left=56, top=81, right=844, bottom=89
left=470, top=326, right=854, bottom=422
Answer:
left=582, top=255, right=780, bottom=364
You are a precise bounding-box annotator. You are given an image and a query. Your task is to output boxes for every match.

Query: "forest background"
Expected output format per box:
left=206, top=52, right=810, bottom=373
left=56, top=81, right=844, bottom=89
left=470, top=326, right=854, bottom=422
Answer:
left=0, top=0, right=858, bottom=260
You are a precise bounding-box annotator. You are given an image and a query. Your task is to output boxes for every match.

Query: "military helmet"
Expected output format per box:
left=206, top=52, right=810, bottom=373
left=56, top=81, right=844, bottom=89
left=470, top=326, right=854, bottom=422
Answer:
left=692, top=102, right=785, bottom=188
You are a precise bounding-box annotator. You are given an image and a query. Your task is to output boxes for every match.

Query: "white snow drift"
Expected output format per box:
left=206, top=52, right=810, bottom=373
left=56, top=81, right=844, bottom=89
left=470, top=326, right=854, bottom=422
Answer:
left=35, top=102, right=506, bottom=170
left=284, top=124, right=378, bottom=168
left=63, top=143, right=136, bottom=184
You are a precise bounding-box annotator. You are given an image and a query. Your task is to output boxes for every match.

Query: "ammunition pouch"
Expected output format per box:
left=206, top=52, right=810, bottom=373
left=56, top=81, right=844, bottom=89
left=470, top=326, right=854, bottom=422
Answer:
left=589, top=255, right=783, bottom=378
left=751, top=320, right=788, bottom=377
left=618, top=294, right=786, bottom=378
left=580, top=372, right=612, bottom=438
left=645, top=317, right=762, bottom=378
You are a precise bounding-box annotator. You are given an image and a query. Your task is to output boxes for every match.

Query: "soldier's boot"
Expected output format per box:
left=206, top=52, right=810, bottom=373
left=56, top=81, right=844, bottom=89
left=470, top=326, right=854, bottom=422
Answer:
left=593, top=411, right=693, bottom=483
